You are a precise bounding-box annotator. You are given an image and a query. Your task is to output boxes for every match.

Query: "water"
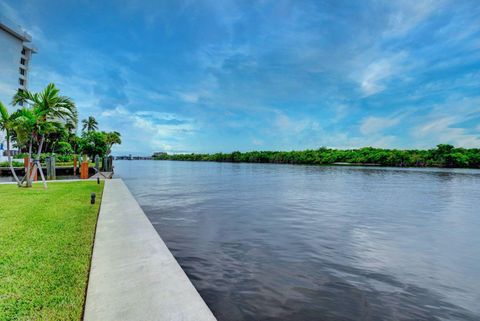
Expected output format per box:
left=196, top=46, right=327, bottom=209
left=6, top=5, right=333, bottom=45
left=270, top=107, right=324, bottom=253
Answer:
left=115, top=160, right=480, bottom=321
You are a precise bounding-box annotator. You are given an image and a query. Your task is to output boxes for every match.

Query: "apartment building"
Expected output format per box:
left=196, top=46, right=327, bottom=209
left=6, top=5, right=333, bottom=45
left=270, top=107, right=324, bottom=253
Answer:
left=0, top=15, right=36, bottom=161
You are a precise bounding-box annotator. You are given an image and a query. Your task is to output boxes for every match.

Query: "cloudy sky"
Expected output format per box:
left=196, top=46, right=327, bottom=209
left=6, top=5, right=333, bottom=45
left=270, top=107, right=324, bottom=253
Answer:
left=1, top=0, right=480, bottom=154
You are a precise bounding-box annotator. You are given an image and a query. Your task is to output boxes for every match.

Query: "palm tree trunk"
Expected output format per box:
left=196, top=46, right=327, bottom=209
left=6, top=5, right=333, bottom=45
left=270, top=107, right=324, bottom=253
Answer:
left=38, top=160, right=47, bottom=189
left=5, top=132, right=21, bottom=185
left=26, top=138, right=33, bottom=187
left=36, top=135, right=47, bottom=188
left=29, top=135, right=46, bottom=187
left=35, top=135, right=45, bottom=160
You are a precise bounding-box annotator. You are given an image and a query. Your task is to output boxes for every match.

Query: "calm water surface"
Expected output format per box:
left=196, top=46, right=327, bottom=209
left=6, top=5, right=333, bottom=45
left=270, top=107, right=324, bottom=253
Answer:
left=116, top=160, right=480, bottom=321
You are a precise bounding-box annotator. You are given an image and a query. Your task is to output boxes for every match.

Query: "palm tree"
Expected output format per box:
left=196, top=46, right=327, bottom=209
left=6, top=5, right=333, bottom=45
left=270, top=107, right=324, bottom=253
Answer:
left=0, top=101, right=21, bottom=184
left=82, top=116, right=98, bottom=133
left=64, top=119, right=78, bottom=153
left=10, top=107, right=36, bottom=186
left=65, top=119, right=76, bottom=134
left=104, top=131, right=122, bottom=155
left=12, top=83, right=77, bottom=188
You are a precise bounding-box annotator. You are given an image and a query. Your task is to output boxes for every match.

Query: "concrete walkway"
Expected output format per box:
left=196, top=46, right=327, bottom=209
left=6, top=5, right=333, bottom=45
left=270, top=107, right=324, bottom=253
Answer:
left=90, top=171, right=114, bottom=179
left=84, top=179, right=216, bottom=321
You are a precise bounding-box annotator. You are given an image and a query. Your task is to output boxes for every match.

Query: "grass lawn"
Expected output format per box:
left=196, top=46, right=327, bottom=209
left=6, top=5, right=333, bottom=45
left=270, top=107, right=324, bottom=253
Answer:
left=0, top=181, right=104, bottom=320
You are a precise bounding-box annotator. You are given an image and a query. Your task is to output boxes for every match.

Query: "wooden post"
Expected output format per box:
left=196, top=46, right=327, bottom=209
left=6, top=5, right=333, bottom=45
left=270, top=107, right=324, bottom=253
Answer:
left=73, top=155, right=77, bottom=175
left=52, top=156, right=55, bottom=179
left=80, top=161, right=89, bottom=179
left=46, top=156, right=51, bottom=180
left=109, top=156, right=114, bottom=172
left=46, top=155, right=56, bottom=180
left=94, top=155, right=100, bottom=172
left=33, top=162, right=38, bottom=181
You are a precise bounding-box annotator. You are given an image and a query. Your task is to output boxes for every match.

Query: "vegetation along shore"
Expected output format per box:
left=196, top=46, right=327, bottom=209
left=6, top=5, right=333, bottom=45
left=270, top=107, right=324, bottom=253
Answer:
left=153, top=144, right=480, bottom=168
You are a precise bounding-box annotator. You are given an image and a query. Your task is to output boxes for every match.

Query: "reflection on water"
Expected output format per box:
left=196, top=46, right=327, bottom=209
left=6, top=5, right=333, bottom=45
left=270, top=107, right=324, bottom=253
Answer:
left=116, top=161, right=480, bottom=321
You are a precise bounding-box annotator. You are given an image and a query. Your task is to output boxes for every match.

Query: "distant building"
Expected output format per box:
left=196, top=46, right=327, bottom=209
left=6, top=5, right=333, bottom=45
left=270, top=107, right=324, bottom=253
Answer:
left=0, top=15, right=36, bottom=108
left=0, top=15, right=36, bottom=161
left=115, top=155, right=133, bottom=160
left=115, top=155, right=153, bottom=160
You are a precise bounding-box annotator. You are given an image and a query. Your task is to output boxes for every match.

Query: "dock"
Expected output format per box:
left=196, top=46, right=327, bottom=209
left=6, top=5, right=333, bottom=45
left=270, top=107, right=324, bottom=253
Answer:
left=83, top=179, right=216, bottom=321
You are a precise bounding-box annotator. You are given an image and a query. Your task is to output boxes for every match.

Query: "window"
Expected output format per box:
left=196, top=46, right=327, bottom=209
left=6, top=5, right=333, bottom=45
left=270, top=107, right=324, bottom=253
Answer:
left=20, top=58, right=26, bottom=65
left=19, top=78, right=25, bottom=86
left=19, top=68, right=25, bottom=75
left=21, top=48, right=26, bottom=55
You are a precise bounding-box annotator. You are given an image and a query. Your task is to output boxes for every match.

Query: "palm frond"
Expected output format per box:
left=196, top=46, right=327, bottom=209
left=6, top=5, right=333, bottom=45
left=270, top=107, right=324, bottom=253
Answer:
left=0, top=101, right=9, bottom=124
left=12, top=88, right=37, bottom=106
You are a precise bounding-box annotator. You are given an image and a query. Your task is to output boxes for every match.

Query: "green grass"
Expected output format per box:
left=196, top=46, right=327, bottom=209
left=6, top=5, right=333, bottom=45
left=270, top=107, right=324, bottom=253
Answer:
left=0, top=181, right=104, bottom=320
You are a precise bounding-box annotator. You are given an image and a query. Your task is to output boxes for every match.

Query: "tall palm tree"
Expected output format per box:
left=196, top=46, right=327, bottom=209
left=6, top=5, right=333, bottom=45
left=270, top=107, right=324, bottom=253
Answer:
left=12, top=83, right=77, bottom=188
left=82, top=116, right=98, bottom=133
left=0, top=101, right=21, bottom=184
left=10, top=107, right=36, bottom=186
left=105, top=131, right=122, bottom=155
left=64, top=119, right=78, bottom=153
left=65, top=119, right=76, bottom=134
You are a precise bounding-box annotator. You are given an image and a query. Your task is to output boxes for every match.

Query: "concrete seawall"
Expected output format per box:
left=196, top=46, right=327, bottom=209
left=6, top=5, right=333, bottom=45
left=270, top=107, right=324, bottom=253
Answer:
left=84, top=179, right=216, bottom=321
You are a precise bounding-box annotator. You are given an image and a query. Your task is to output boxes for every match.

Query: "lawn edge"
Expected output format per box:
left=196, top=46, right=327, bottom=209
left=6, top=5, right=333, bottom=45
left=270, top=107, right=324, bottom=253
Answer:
left=80, top=181, right=105, bottom=321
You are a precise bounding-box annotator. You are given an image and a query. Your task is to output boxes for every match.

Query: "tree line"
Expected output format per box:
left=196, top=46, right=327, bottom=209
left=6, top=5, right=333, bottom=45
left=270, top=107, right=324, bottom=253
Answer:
left=153, top=144, right=480, bottom=168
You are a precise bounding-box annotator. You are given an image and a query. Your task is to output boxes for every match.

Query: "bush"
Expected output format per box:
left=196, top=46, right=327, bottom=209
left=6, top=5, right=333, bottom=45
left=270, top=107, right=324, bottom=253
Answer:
left=0, top=161, right=23, bottom=167
left=56, top=142, right=74, bottom=155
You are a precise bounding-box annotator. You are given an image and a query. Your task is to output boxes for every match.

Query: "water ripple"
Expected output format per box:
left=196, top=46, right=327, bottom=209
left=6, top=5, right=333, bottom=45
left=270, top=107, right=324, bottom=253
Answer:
left=117, top=161, right=480, bottom=321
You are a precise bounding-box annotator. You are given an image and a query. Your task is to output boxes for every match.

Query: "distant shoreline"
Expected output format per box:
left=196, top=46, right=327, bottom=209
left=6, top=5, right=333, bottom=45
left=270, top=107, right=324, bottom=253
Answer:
left=150, top=145, right=480, bottom=169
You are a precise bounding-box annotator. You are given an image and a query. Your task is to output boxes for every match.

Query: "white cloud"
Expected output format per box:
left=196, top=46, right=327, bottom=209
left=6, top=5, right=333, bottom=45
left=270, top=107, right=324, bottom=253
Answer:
left=273, top=112, right=320, bottom=134
left=369, top=135, right=398, bottom=148
left=146, top=91, right=169, bottom=102
left=330, top=104, right=350, bottom=123
left=99, top=106, right=196, bottom=154
left=0, top=2, right=50, bottom=51
left=359, top=115, right=402, bottom=135
left=196, top=44, right=252, bottom=70
left=359, top=52, right=409, bottom=96
left=383, top=0, right=442, bottom=38
left=415, top=116, right=480, bottom=148
left=306, top=131, right=399, bottom=150
left=28, top=66, right=102, bottom=120
left=174, top=74, right=218, bottom=104
left=410, top=71, right=480, bottom=99
left=0, top=2, right=24, bottom=26
left=411, top=96, right=480, bottom=148
left=252, top=138, right=263, bottom=146
left=176, top=91, right=201, bottom=103
left=418, top=116, right=454, bottom=134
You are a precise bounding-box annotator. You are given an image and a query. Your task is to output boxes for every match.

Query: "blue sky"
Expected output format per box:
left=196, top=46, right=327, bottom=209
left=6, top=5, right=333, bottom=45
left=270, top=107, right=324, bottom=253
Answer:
left=2, top=0, right=480, bottom=154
